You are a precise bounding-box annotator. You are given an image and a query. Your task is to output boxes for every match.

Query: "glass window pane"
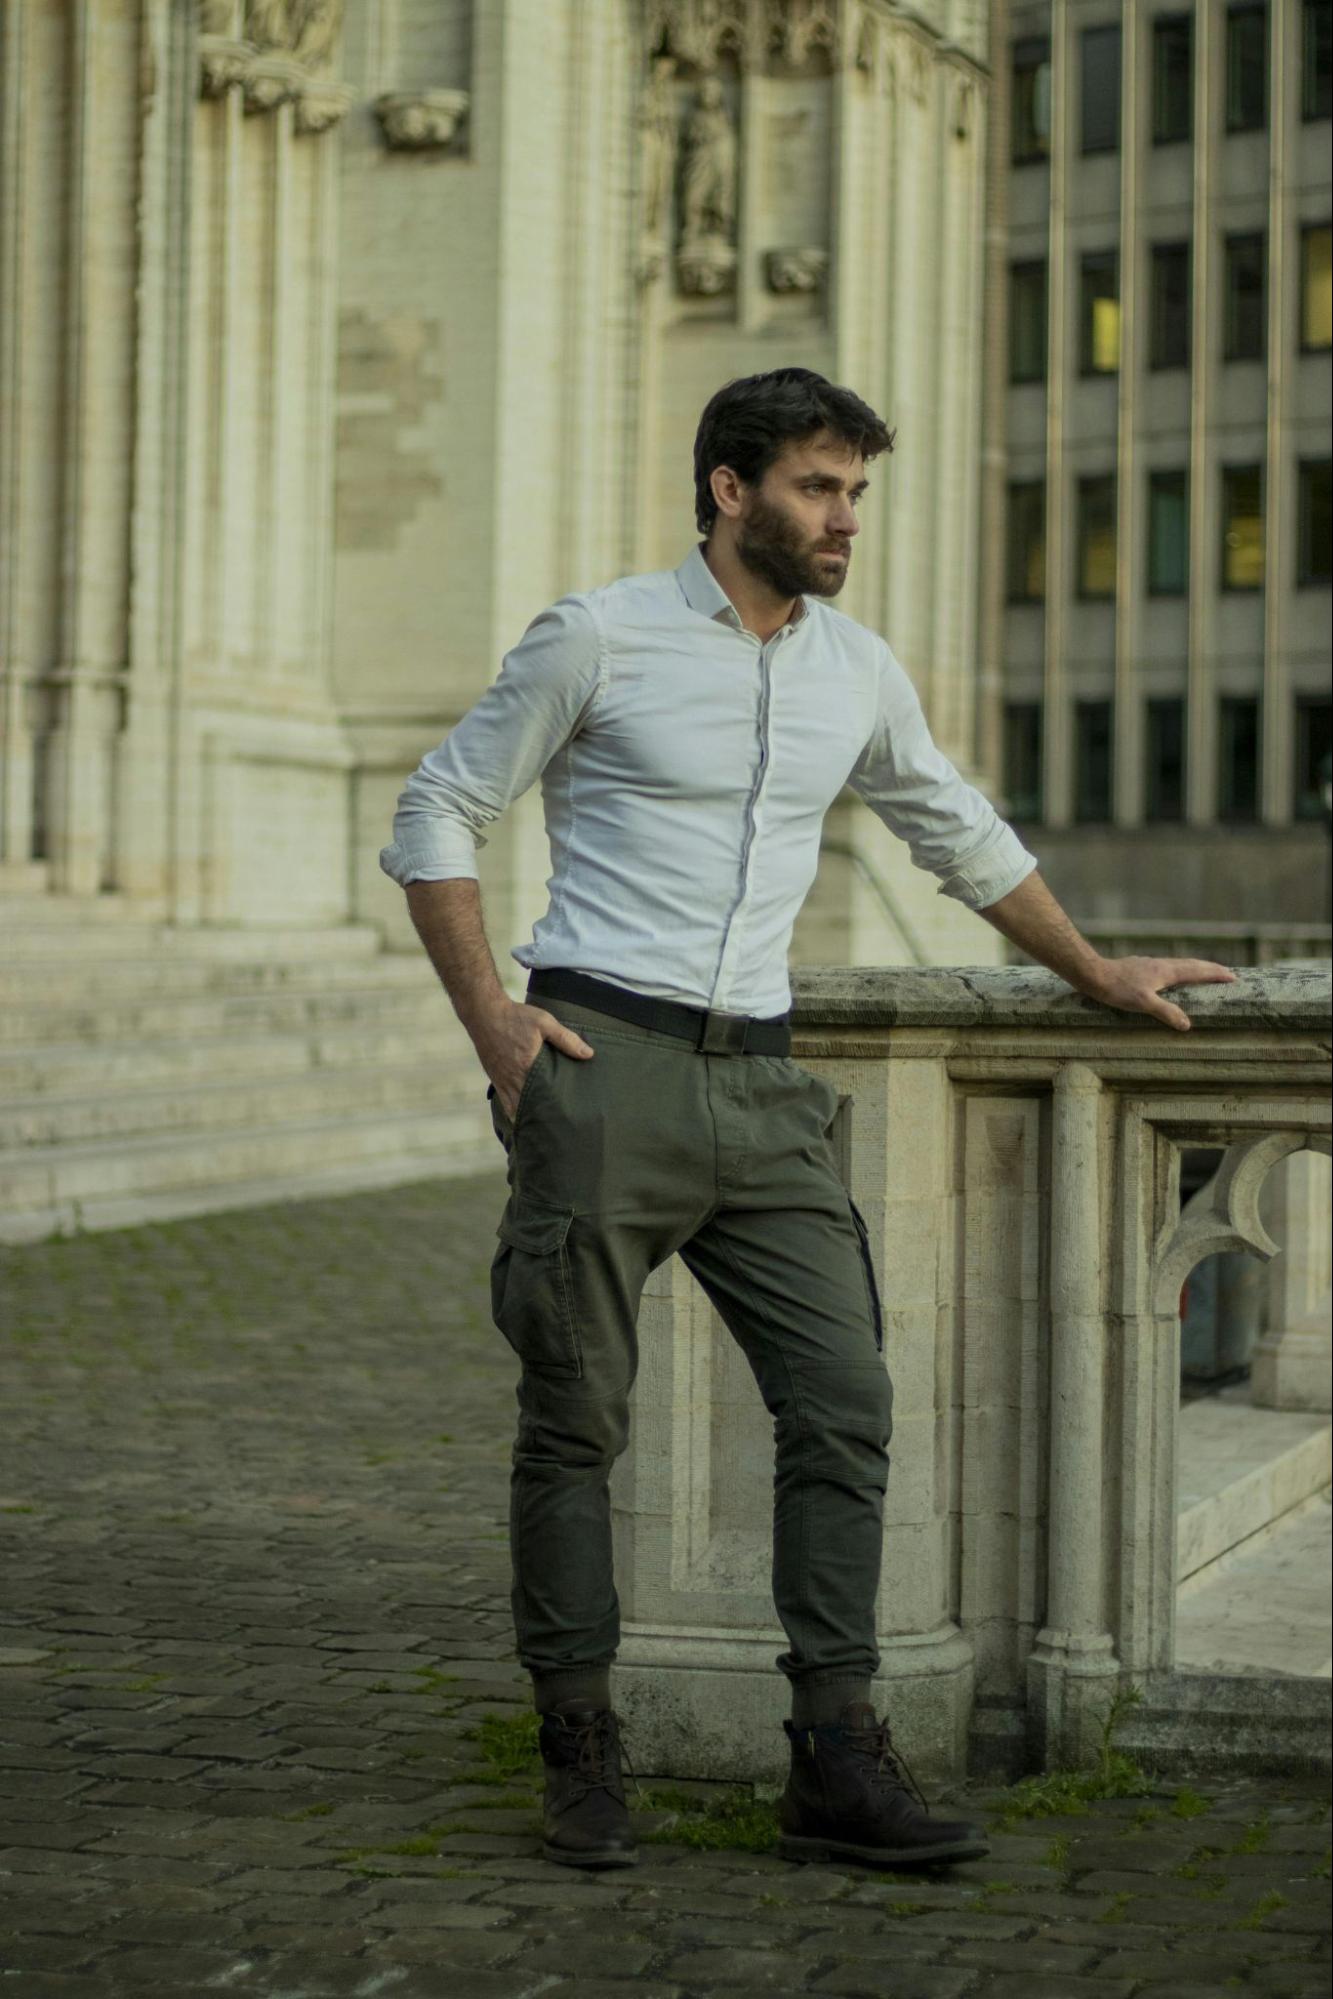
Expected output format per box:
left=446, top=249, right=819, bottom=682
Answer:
left=1003, top=702, right=1043, bottom=820
left=1145, top=699, right=1186, bottom=822
left=1222, top=464, right=1265, bottom=589
left=1078, top=475, right=1117, bottom=597
left=1304, top=0, right=1332, bottom=120
left=1302, top=225, right=1332, bottom=348
left=1227, top=4, right=1268, bottom=132
left=1010, top=262, right=1048, bottom=383
left=1153, top=14, right=1193, bottom=143
left=1006, top=481, right=1046, bottom=601
left=1298, top=458, right=1332, bottom=585
left=1218, top=697, right=1260, bottom=822
left=1224, top=232, right=1266, bottom=361
left=1081, top=24, right=1122, bottom=152
left=1013, top=37, right=1052, bottom=162
left=1294, top=697, right=1333, bottom=819
left=1081, top=251, right=1120, bottom=372
left=1148, top=470, right=1189, bottom=594
left=1075, top=701, right=1114, bottom=823
left=1150, top=242, right=1191, bottom=368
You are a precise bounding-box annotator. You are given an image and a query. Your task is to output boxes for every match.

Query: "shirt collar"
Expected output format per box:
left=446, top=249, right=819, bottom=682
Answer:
left=675, top=543, right=808, bottom=633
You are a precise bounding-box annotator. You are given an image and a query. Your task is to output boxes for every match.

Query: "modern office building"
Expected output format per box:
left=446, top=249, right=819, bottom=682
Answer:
left=983, top=0, right=1332, bottom=925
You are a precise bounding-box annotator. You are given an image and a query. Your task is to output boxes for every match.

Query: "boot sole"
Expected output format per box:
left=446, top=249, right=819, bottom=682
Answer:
left=778, top=1831, right=990, bottom=1867
left=542, top=1841, right=639, bottom=1869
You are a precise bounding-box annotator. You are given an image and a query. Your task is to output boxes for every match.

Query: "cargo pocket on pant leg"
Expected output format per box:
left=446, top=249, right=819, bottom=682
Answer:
left=847, top=1197, right=884, bottom=1354
left=490, top=1199, right=583, bottom=1378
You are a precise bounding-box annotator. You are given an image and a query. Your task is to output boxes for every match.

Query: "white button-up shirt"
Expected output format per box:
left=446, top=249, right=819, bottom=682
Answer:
left=380, top=545, right=1037, bottom=1016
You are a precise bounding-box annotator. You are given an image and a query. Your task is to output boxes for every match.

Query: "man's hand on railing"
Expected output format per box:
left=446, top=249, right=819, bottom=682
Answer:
left=978, top=871, right=1238, bottom=1029
left=1076, top=954, right=1239, bottom=1032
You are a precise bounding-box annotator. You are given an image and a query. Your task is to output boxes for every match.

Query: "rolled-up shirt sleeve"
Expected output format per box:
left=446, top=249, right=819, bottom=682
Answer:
left=379, top=594, right=605, bottom=887
left=846, top=640, right=1038, bottom=911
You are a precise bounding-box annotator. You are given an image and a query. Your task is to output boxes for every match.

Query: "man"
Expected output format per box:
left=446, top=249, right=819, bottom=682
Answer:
left=380, top=368, right=1235, bottom=1874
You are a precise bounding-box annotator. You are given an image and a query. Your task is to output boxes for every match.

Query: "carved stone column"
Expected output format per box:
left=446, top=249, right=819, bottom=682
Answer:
left=1252, top=1149, right=1333, bottom=1412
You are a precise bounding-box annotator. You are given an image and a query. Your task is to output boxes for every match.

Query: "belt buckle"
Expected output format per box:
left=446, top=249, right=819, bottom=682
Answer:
left=698, top=1011, right=749, bottom=1055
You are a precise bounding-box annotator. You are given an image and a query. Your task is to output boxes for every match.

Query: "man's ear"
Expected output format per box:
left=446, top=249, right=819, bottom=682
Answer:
left=710, top=464, right=745, bottom=522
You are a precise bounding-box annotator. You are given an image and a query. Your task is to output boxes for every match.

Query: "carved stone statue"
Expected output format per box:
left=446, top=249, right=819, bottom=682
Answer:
left=679, top=75, right=736, bottom=246
left=639, top=55, right=678, bottom=243
left=243, top=0, right=341, bottom=65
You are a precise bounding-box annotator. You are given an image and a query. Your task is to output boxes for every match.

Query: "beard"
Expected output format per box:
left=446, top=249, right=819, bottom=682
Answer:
left=735, top=490, right=852, bottom=600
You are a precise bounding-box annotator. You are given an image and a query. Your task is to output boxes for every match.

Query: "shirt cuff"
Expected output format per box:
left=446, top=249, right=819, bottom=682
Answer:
left=936, top=838, right=1037, bottom=911
left=379, top=842, right=481, bottom=888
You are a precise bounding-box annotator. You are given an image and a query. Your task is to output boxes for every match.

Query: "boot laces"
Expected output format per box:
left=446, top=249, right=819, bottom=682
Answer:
left=556, top=1710, right=645, bottom=1805
left=838, top=1714, right=930, bottom=1815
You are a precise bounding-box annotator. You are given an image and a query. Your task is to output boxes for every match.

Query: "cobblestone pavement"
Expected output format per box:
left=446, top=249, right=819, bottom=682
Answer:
left=2, top=1172, right=1329, bottom=1999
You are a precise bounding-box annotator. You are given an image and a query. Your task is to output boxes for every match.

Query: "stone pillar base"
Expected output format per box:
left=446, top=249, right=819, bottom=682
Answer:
left=1025, top=1631, right=1122, bottom=1772
left=1250, top=1303, right=1333, bottom=1413
left=611, top=1624, right=975, bottom=1786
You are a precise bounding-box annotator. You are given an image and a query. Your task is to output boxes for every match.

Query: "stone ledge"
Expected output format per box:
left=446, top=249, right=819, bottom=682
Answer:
left=788, top=962, right=1333, bottom=1031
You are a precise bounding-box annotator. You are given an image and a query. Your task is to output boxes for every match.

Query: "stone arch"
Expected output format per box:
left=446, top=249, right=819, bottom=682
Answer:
left=1151, top=1130, right=1333, bottom=1320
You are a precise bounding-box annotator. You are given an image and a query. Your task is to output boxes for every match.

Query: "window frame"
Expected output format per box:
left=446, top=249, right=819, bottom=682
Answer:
left=1080, top=21, right=1122, bottom=155
left=1009, top=259, right=1049, bottom=385
left=1149, top=240, right=1192, bottom=371
left=1302, top=0, right=1332, bottom=122
left=1079, top=248, right=1121, bottom=376
left=1073, top=698, right=1115, bottom=825
left=1220, top=462, right=1266, bottom=593
left=1006, top=478, right=1047, bottom=604
left=1144, top=696, right=1187, bottom=825
left=1012, top=36, right=1053, bottom=165
left=1217, top=695, right=1261, bottom=824
left=1222, top=230, right=1267, bottom=363
left=1299, top=221, right=1332, bottom=353
left=1147, top=468, right=1190, bottom=598
left=1152, top=12, right=1193, bottom=145
left=1296, top=456, right=1332, bottom=588
left=1225, top=1, right=1268, bottom=134
left=1002, top=701, right=1044, bottom=822
left=1077, top=472, right=1118, bottom=601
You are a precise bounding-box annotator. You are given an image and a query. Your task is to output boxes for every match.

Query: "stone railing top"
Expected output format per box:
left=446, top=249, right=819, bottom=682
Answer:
left=787, top=961, right=1333, bottom=1031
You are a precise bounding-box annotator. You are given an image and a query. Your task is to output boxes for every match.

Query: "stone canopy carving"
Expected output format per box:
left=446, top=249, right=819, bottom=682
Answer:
left=645, top=0, right=840, bottom=69
left=374, top=90, right=471, bottom=152
left=197, top=0, right=352, bottom=129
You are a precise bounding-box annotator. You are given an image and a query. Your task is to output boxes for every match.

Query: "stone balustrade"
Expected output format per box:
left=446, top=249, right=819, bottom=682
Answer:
left=609, top=964, right=1332, bottom=1784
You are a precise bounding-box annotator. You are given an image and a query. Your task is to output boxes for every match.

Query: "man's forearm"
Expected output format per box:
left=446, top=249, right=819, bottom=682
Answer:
left=403, top=877, right=510, bottom=1037
left=975, top=870, right=1108, bottom=996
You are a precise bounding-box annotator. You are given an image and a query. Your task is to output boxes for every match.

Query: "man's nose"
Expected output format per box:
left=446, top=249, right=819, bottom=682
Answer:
left=831, top=499, right=859, bottom=537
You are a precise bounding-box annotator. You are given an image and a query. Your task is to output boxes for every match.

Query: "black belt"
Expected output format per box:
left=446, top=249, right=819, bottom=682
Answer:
left=526, top=968, right=792, bottom=1056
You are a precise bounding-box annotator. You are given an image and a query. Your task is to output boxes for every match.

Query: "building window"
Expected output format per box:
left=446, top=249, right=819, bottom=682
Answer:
left=1078, top=475, right=1117, bottom=598
left=1301, top=224, right=1332, bottom=349
left=1003, top=702, right=1043, bottom=821
left=1075, top=701, right=1114, bottom=824
left=1297, top=458, right=1332, bottom=585
left=1150, top=242, right=1191, bottom=369
left=1013, top=37, right=1052, bottom=163
left=1081, top=24, right=1121, bottom=152
left=1223, top=232, right=1266, bottom=362
left=1148, top=469, right=1189, bottom=595
left=1080, top=250, right=1120, bottom=373
left=1145, top=699, right=1186, bottom=823
left=1221, top=464, right=1265, bottom=590
left=1304, top=0, right=1332, bottom=120
left=1295, top=697, right=1333, bottom=819
left=1226, top=3, right=1268, bottom=132
left=1009, top=261, right=1048, bottom=383
left=1218, top=697, right=1260, bottom=823
left=1153, top=13, right=1193, bottom=143
left=1006, top=481, right=1046, bottom=602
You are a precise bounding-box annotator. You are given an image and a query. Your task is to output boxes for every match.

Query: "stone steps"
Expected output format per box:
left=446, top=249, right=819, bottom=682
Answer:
left=1176, top=1383, right=1332, bottom=1584
left=0, top=1104, right=495, bottom=1244
left=0, top=907, right=501, bottom=1241
left=0, top=1020, right=441, bottom=1098
left=0, top=978, right=447, bottom=1046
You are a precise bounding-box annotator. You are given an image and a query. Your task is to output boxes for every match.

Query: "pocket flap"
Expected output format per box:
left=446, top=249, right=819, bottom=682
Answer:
left=496, top=1202, right=574, bottom=1256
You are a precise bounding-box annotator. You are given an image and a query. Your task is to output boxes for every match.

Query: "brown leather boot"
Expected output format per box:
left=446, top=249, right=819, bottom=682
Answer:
left=777, top=1700, right=990, bottom=1867
left=537, top=1703, right=639, bottom=1869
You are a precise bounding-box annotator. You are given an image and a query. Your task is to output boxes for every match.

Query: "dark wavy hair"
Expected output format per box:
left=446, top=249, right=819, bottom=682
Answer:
left=693, top=368, right=896, bottom=536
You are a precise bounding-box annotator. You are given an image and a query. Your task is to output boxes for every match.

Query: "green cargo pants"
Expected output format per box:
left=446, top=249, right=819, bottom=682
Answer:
left=486, top=989, right=893, bottom=1700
